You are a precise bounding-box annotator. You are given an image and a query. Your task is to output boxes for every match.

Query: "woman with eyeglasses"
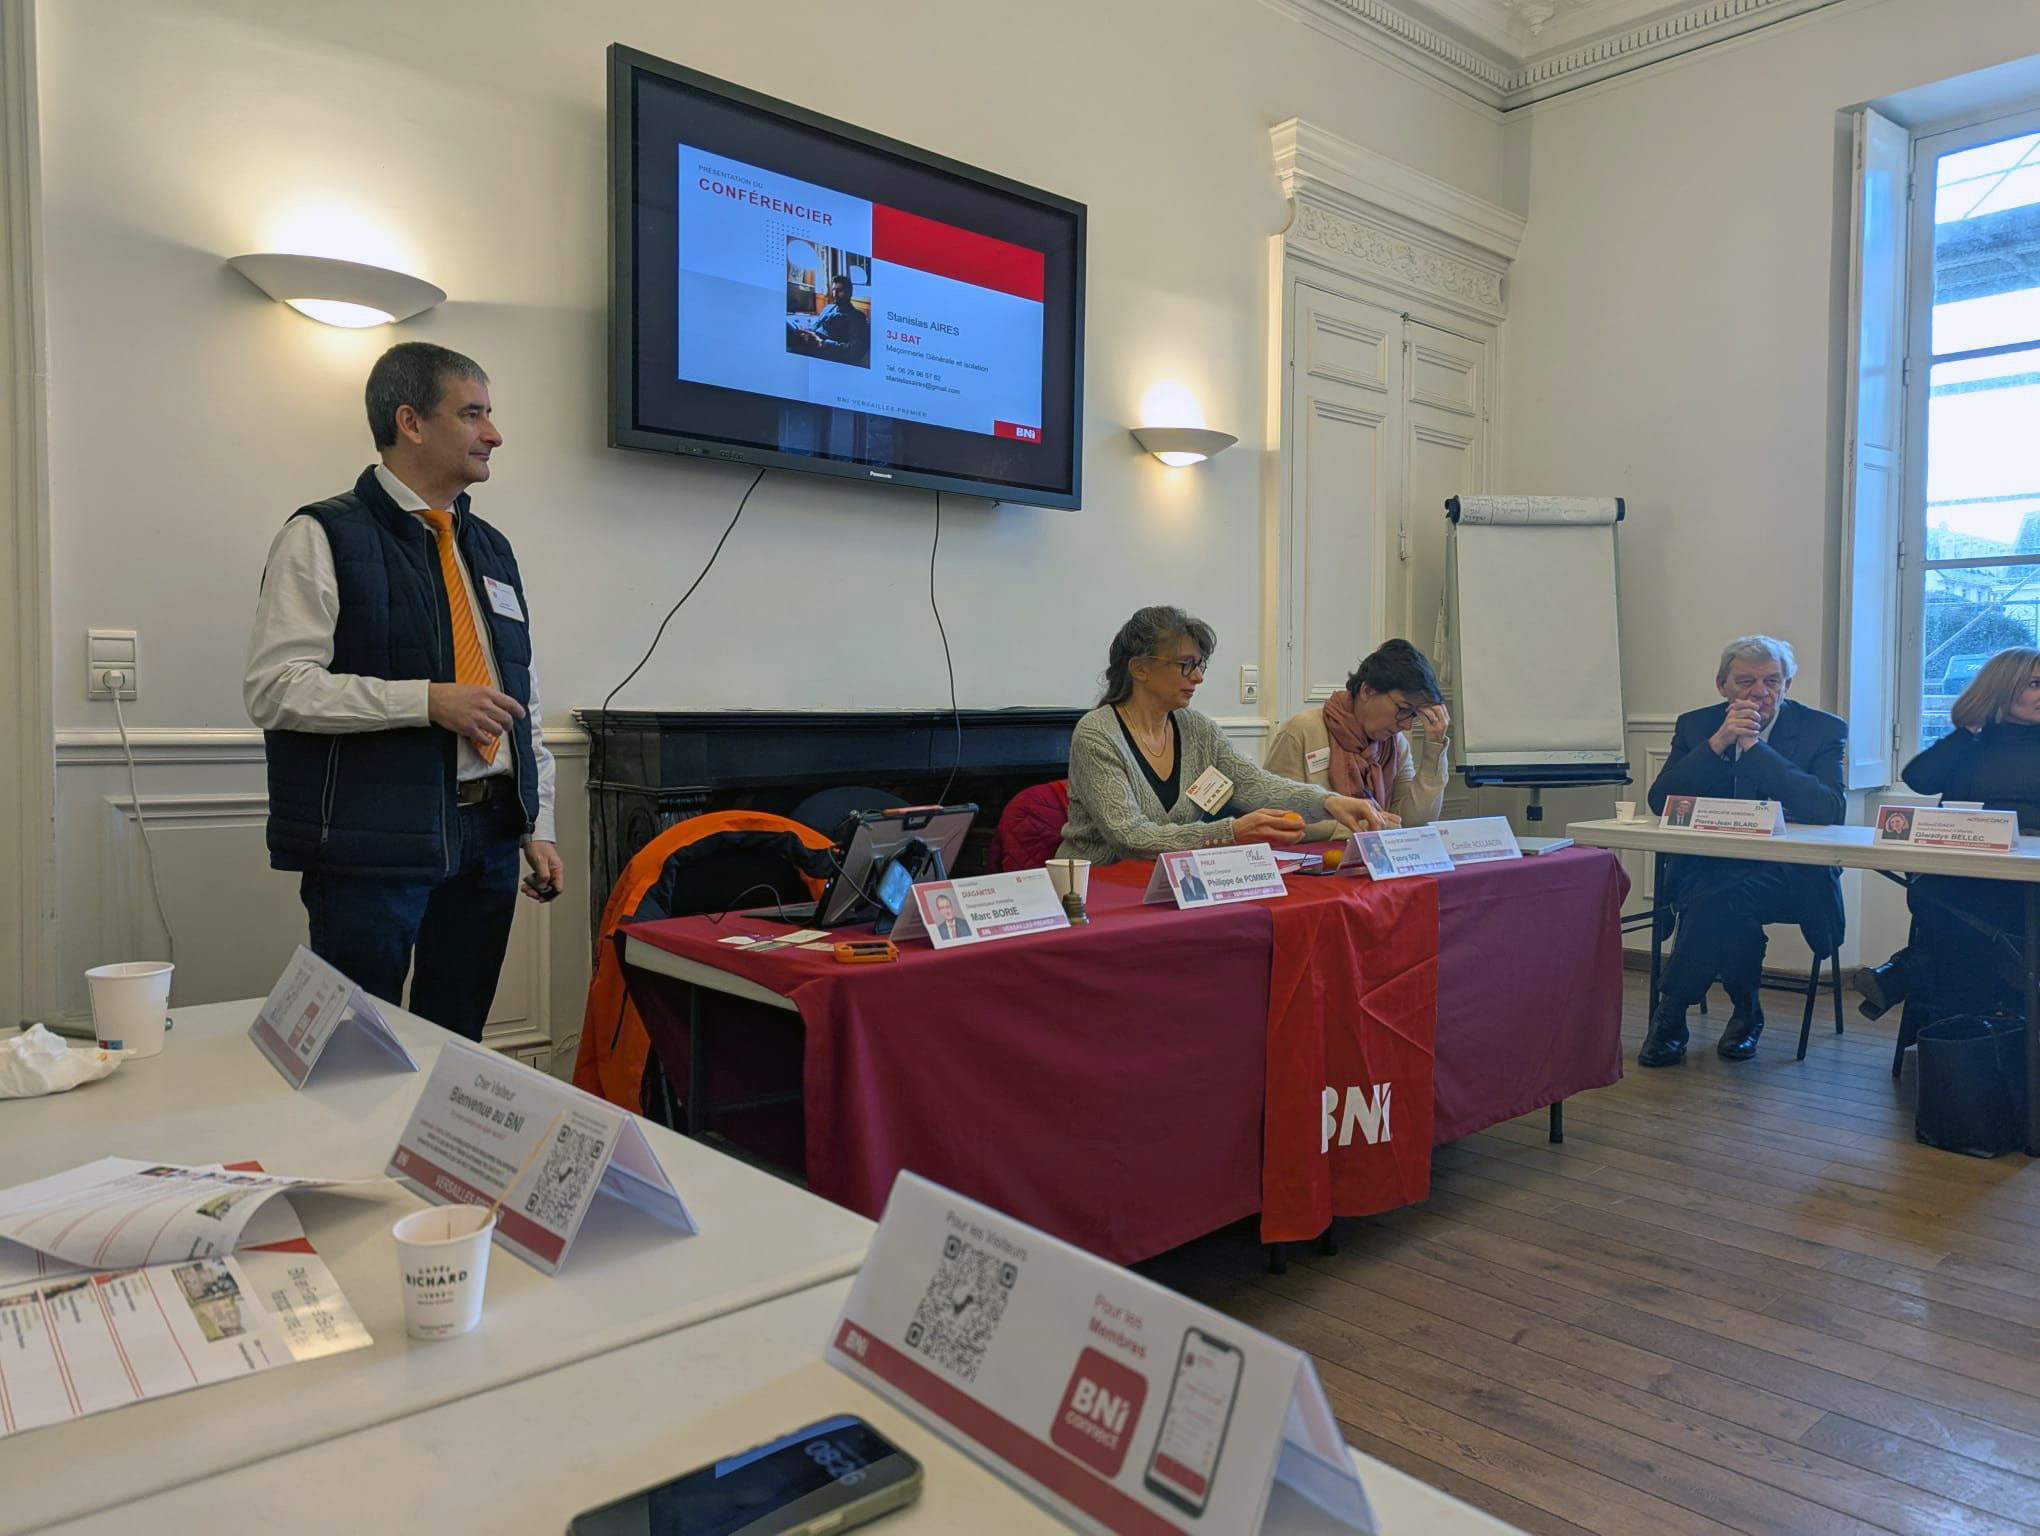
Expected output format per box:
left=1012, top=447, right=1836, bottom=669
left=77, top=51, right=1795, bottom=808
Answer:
left=1056, top=605, right=1395, bottom=866
left=1264, top=639, right=1451, bottom=843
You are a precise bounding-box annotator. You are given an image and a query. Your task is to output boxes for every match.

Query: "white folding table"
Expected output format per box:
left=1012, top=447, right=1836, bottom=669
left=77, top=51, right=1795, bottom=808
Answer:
left=0, top=997, right=874, bottom=1533
left=1570, top=816, right=2040, bottom=1154
left=32, top=1278, right=1528, bottom=1536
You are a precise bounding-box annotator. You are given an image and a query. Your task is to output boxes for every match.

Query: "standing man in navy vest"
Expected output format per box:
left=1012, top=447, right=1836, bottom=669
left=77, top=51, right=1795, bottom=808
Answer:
left=246, top=343, right=562, bottom=1041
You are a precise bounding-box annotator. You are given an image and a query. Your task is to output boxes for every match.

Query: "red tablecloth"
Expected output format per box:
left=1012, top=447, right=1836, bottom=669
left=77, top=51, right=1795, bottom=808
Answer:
left=624, top=848, right=1627, bottom=1264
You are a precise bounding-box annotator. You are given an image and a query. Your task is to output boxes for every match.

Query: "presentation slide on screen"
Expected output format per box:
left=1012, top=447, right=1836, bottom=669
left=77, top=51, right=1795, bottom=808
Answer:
left=676, top=147, right=1047, bottom=444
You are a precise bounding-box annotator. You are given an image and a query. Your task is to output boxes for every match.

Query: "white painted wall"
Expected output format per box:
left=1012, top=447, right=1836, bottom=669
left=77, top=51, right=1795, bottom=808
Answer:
left=1498, top=0, right=2040, bottom=961
left=32, top=0, right=1504, bottom=1022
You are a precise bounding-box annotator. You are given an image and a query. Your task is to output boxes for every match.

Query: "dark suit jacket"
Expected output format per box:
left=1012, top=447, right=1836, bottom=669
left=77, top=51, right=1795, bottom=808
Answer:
left=1646, top=698, right=1848, bottom=950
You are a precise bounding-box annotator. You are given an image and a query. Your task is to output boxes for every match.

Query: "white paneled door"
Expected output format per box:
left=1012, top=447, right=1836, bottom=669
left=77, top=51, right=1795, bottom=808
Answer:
left=1275, top=280, right=1490, bottom=722
left=1282, top=284, right=1400, bottom=716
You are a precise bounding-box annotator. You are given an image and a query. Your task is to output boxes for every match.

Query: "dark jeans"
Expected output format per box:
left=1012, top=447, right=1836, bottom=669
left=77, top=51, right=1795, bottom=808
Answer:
left=300, top=798, right=523, bottom=1042
left=1660, top=867, right=1804, bottom=1011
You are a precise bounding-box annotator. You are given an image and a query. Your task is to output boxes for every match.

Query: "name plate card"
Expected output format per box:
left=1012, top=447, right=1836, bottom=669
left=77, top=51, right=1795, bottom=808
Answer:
left=1432, top=816, right=1522, bottom=865
left=893, top=870, right=1071, bottom=949
left=1339, top=827, right=1455, bottom=880
left=827, top=1173, right=1377, bottom=1536
left=1876, top=803, right=2020, bottom=853
left=387, top=1043, right=695, bottom=1275
left=249, top=945, right=417, bottom=1089
left=1143, top=845, right=1288, bottom=908
left=1661, top=796, right=1786, bottom=836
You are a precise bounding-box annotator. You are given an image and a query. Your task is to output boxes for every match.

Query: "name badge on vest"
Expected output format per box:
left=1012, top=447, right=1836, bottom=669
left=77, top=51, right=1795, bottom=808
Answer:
left=1305, top=746, right=1332, bottom=775
left=482, top=576, right=524, bottom=622
left=1184, top=765, right=1234, bottom=815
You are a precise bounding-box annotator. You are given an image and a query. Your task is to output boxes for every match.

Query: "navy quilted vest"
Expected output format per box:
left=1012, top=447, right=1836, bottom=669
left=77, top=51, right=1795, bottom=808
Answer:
left=263, top=466, right=539, bottom=877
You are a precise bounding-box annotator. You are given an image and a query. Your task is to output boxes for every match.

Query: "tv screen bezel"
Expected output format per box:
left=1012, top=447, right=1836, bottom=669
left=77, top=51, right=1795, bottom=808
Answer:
left=607, top=44, right=1087, bottom=511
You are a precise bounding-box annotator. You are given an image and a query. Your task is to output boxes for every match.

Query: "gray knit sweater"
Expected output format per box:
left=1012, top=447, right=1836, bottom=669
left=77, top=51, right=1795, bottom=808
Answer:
left=1055, top=705, right=1334, bottom=865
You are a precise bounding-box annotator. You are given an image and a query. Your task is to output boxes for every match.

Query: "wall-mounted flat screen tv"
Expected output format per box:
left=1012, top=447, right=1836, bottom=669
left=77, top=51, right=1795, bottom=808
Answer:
left=609, top=46, right=1087, bottom=510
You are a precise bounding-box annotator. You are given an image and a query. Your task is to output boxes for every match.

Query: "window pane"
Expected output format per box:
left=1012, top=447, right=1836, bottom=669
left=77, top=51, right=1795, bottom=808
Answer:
left=1936, top=132, right=2040, bottom=205
left=1920, top=563, right=2040, bottom=746
left=1926, top=356, right=2040, bottom=543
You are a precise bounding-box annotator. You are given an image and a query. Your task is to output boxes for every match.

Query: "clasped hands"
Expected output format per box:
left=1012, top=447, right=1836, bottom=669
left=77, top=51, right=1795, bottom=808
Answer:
left=1709, top=701, right=1764, bottom=758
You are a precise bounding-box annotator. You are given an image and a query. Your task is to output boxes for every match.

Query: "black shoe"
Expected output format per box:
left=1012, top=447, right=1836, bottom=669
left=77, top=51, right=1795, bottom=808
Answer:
left=1854, top=955, right=1914, bottom=1016
left=1717, top=997, right=1765, bottom=1060
left=1638, top=1002, right=1690, bottom=1067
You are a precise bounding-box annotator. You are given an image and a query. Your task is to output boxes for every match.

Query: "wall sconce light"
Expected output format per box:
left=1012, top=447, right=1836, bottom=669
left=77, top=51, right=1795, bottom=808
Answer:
left=1131, top=427, right=1238, bottom=468
left=227, top=253, right=446, bottom=328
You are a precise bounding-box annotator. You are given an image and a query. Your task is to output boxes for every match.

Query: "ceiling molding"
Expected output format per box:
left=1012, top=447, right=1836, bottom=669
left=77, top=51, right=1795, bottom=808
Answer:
left=1262, top=0, right=1854, bottom=109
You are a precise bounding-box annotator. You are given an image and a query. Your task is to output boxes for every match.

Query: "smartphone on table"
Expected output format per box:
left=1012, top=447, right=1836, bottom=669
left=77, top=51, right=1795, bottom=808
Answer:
left=565, top=1413, right=921, bottom=1535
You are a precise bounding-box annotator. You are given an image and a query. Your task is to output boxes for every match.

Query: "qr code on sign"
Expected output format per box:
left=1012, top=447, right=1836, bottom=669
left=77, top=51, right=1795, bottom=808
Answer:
left=905, top=1235, right=1019, bottom=1383
left=522, top=1123, right=604, bottom=1229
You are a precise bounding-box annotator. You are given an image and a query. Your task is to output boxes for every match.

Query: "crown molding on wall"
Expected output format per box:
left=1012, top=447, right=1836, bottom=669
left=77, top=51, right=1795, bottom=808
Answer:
left=1262, top=0, right=1852, bottom=109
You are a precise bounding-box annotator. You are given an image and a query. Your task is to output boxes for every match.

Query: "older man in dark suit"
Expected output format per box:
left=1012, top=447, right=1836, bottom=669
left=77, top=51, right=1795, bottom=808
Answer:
left=1640, top=636, right=1847, bottom=1067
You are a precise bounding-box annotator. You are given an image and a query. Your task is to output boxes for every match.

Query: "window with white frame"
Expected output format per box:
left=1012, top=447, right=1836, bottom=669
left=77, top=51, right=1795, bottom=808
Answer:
left=1906, top=113, right=2040, bottom=751
left=1842, top=104, right=2040, bottom=790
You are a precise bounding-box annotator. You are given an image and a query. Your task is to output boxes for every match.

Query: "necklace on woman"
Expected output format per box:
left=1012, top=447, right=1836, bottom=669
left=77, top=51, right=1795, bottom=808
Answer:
left=1120, top=707, right=1171, bottom=759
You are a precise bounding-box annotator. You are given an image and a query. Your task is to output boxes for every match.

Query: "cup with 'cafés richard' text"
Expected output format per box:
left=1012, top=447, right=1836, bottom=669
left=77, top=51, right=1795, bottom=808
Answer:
left=392, top=1204, right=495, bottom=1340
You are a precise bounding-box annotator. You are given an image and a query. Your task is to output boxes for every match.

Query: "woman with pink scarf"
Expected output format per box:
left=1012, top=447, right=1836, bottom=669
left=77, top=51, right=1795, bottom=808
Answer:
left=1264, top=639, right=1451, bottom=843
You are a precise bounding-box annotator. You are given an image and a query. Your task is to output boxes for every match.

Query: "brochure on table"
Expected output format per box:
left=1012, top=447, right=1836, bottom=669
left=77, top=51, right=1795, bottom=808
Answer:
left=1143, top=845, right=1288, bottom=908
left=387, top=1042, right=696, bottom=1275
left=0, top=1237, right=369, bottom=1440
left=1660, top=796, right=1785, bottom=835
left=1874, top=803, right=2020, bottom=853
left=0, top=1157, right=344, bottom=1274
left=1432, top=816, right=1522, bottom=865
left=828, top=1174, right=1375, bottom=1535
left=893, top=869, right=1070, bottom=949
left=1339, top=827, right=1455, bottom=880
left=248, top=945, right=418, bottom=1088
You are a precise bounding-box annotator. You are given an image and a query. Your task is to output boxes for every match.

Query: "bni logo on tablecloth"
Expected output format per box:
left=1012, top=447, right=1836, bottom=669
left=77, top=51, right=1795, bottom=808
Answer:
left=1320, top=1083, right=1393, bottom=1152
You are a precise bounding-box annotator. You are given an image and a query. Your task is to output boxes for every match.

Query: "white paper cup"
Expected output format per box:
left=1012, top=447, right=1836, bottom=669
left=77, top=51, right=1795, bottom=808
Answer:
left=1614, top=801, right=1638, bottom=822
left=1045, top=858, right=1091, bottom=902
left=393, top=1205, right=496, bottom=1341
left=85, top=961, right=173, bottom=1058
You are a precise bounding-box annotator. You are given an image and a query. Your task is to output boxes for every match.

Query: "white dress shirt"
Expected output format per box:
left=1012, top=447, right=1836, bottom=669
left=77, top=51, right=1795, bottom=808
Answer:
left=245, top=464, right=557, bottom=843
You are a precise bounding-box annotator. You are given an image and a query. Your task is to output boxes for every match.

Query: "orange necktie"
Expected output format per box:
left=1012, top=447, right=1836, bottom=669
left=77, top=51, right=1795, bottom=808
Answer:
left=419, top=507, right=499, bottom=763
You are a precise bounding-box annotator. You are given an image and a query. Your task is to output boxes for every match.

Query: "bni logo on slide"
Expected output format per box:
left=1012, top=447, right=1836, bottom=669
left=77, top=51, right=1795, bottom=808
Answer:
left=1051, top=1347, right=1148, bottom=1477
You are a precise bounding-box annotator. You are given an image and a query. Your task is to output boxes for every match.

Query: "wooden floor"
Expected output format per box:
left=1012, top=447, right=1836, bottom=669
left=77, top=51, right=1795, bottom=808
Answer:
left=1143, top=972, right=2040, bottom=1536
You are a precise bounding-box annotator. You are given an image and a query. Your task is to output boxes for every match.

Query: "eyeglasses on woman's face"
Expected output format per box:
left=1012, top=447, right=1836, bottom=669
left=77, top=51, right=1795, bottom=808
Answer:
left=1389, top=698, right=1424, bottom=724
left=1144, top=654, right=1207, bottom=679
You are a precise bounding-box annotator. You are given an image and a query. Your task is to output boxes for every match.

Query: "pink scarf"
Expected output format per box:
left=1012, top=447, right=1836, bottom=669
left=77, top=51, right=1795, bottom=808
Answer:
left=1320, top=692, right=1403, bottom=805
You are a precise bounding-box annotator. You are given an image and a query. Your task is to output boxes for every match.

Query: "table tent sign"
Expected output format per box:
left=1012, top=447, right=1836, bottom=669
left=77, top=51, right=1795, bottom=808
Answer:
left=387, top=1042, right=696, bottom=1275
left=1659, top=796, right=1786, bottom=836
left=1143, top=845, right=1288, bottom=908
left=1431, top=816, right=1523, bottom=865
left=1874, top=802, right=2020, bottom=853
left=894, top=869, right=1070, bottom=950
left=827, top=1173, right=1378, bottom=1536
left=1338, top=827, right=1455, bottom=880
left=249, top=945, right=418, bottom=1088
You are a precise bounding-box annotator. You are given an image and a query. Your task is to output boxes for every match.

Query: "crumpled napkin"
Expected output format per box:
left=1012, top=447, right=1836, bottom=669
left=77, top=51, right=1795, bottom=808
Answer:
left=0, top=1024, right=125, bottom=1098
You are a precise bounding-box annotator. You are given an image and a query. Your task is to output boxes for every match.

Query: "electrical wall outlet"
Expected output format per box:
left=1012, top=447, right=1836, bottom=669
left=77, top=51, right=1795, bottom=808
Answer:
left=87, top=629, right=138, bottom=701
left=1239, top=664, right=1260, bottom=704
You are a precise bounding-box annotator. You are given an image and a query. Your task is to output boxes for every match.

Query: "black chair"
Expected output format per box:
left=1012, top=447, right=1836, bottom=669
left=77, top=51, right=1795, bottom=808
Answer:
left=1683, top=923, right=1846, bottom=1061
left=788, top=785, right=906, bottom=845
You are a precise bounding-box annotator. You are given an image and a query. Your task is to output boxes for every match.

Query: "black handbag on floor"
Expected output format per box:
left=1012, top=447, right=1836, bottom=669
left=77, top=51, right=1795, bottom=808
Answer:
left=1914, top=1013, right=2028, bottom=1158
